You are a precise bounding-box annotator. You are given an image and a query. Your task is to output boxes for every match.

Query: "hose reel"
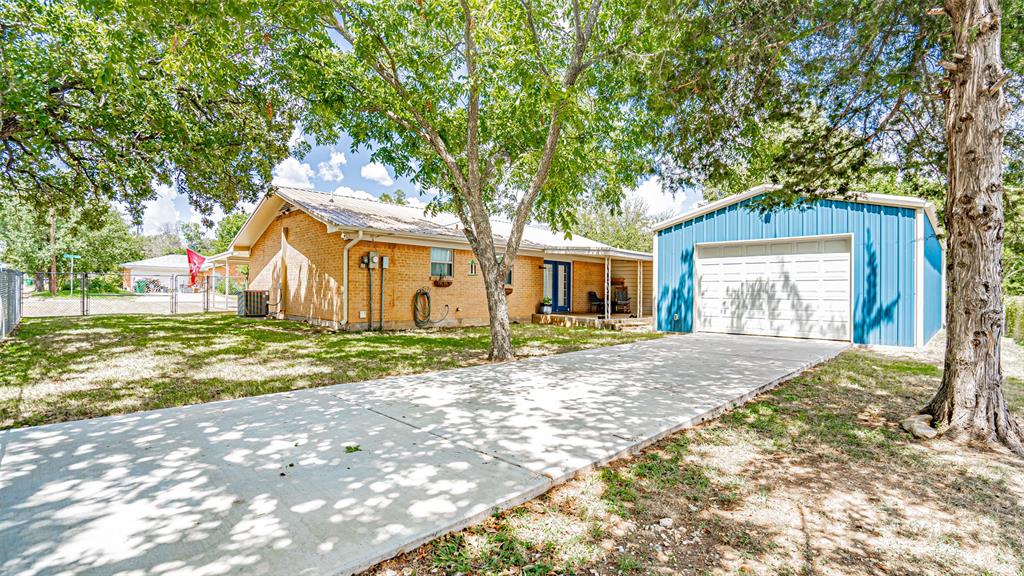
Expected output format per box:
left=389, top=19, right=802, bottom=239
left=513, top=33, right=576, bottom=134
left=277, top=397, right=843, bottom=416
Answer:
left=412, top=288, right=450, bottom=328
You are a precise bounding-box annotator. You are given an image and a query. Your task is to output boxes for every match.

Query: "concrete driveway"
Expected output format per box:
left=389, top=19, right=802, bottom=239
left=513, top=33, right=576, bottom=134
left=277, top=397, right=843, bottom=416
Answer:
left=0, top=333, right=847, bottom=576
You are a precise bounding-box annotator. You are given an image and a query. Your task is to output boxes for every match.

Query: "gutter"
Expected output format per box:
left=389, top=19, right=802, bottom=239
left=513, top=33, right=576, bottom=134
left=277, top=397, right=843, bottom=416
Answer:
left=341, top=230, right=364, bottom=327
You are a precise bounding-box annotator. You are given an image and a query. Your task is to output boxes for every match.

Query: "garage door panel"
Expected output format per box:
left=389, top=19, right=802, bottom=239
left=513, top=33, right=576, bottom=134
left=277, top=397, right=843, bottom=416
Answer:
left=696, top=238, right=851, bottom=341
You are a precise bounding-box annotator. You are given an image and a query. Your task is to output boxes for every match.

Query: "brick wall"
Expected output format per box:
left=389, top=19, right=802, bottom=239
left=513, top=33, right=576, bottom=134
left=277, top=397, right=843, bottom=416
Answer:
left=570, top=260, right=606, bottom=313
left=247, top=210, right=552, bottom=330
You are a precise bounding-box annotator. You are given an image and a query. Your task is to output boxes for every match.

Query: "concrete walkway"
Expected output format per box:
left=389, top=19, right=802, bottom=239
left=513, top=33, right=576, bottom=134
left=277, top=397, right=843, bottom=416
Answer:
left=0, top=334, right=847, bottom=576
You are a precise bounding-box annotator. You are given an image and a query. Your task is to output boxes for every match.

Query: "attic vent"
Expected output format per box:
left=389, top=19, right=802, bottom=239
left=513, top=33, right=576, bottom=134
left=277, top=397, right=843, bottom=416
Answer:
left=279, top=202, right=294, bottom=215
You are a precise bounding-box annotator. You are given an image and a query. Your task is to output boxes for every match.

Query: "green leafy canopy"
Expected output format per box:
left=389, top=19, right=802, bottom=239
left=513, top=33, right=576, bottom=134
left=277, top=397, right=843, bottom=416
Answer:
left=0, top=0, right=297, bottom=224
left=270, top=0, right=657, bottom=234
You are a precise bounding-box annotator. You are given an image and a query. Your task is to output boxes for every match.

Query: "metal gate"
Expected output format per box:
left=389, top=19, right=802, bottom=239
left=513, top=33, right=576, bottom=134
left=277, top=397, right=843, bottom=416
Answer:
left=20, top=272, right=248, bottom=318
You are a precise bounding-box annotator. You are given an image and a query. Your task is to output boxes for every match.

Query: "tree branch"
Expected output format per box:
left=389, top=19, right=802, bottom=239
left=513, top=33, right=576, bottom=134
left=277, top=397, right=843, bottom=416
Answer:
left=518, top=0, right=551, bottom=78
left=322, top=5, right=471, bottom=193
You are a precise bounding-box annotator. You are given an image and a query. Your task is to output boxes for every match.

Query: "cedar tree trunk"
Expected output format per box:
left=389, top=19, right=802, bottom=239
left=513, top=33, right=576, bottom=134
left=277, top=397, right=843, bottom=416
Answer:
left=924, top=0, right=1024, bottom=455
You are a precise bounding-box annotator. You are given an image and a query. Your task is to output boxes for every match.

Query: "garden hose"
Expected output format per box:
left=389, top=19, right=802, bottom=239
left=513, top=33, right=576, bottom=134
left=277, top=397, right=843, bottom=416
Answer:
left=413, top=288, right=449, bottom=328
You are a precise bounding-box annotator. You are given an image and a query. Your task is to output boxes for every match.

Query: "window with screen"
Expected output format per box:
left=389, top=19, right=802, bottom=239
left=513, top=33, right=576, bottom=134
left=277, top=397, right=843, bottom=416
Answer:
left=430, top=247, right=453, bottom=277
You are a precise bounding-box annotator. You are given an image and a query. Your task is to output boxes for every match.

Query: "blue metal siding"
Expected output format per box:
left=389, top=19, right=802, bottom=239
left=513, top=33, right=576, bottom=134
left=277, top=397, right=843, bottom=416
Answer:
left=656, top=196, right=919, bottom=346
left=923, top=217, right=943, bottom=343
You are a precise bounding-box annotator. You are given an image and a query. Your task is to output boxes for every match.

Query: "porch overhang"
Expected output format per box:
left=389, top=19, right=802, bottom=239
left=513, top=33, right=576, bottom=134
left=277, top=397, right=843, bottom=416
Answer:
left=542, top=247, right=652, bottom=261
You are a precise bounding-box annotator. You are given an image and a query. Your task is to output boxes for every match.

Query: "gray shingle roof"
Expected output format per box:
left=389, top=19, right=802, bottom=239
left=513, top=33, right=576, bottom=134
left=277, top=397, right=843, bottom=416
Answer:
left=274, top=187, right=618, bottom=252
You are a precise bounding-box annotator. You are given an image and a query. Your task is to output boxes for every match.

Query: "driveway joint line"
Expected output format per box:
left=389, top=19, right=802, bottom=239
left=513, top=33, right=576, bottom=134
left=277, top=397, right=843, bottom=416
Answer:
left=362, top=405, right=553, bottom=481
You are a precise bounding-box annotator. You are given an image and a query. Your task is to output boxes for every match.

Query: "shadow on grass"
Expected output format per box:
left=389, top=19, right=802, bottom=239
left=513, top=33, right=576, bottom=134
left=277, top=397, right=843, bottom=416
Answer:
left=372, top=350, right=1024, bottom=576
left=0, top=314, right=659, bottom=429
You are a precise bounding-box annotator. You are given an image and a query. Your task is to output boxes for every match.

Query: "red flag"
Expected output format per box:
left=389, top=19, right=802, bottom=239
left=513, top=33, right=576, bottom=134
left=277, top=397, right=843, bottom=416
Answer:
left=186, top=249, right=206, bottom=287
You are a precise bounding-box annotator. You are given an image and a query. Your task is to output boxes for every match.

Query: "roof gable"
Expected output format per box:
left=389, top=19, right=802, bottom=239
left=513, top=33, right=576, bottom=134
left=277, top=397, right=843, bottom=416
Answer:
left=653, top=185, right=941, bottom=235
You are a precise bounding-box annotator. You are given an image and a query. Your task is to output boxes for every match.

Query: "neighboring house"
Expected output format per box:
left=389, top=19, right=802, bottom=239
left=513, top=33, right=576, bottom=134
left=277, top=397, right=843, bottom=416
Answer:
left=228, top=186, right=653, bottom=330
left=653, top=185, right=945, bottom=348
left=120, top=254, right=193, bottom=292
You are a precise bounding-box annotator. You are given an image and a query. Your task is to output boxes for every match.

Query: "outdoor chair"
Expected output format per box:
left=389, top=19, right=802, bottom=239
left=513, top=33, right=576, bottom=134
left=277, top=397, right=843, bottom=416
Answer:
left=612, top=287, right=631, bottom=314
left=587, top=291, right=604, bottom=313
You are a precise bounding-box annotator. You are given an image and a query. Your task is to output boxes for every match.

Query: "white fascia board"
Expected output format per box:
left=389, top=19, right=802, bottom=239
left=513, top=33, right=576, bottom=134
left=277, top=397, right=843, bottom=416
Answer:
left=653, top=185, right=775, bottom=232
left=541, top=248, right=653, bottom=261
left=229, top=194, right=285, bottom=252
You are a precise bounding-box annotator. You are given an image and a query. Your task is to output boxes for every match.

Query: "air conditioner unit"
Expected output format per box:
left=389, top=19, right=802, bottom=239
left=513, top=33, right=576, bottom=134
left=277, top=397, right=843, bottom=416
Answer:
left=238, top=290, right=269, bottom=317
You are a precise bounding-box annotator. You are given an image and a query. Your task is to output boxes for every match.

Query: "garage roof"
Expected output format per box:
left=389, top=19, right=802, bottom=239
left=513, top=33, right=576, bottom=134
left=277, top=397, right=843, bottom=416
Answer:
left=653, top=185, right=941, bottom=235
left=120, top=254, right=191, bottom=270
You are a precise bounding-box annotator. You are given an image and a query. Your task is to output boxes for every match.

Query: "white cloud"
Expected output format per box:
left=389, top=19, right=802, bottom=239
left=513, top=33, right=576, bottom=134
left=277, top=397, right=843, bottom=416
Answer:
left=629, top=177, right=699, bottom=220
left=332, top=186, right=376, bottom=201
left=317, top=150, right=347, bottom=182
left=272, top=157, right=315, bottom=188
left=405, top=196, right=428, bottom=208
left=142, top=184, right=183, bottom=234
left=360, top=161, right=394, bottom=186
left=190, top=204, right=226, bottom=226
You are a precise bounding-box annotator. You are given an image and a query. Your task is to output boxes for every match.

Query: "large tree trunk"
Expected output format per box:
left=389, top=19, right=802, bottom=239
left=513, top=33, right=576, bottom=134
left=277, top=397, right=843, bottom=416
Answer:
left=924, top=0, right=1024, bottom=455
left=481, top=264, right=514, bottom=361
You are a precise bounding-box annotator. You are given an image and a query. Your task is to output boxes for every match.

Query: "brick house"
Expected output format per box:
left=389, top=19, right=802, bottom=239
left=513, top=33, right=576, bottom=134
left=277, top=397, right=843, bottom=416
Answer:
left=227, top=187, right=653, bottom=331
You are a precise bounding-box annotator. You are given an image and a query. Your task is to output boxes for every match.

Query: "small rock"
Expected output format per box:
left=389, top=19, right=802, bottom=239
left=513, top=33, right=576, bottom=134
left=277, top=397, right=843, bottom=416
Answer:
left=659, top=517, right=674, bottom=529
left=383, top=570, right=397, bottom=576
left=901, top=414, right=939, bottom=439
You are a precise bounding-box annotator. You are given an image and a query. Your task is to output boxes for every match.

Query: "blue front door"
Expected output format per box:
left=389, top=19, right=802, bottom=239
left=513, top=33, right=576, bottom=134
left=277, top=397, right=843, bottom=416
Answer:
left=544, top=260, right=572, bottom=312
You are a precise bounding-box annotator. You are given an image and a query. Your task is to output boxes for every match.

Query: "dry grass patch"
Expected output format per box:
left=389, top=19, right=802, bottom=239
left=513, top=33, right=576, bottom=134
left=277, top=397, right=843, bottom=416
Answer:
left=370, top=349, right=1024, bottom=576
left=0, top=314, right=660, bottom=429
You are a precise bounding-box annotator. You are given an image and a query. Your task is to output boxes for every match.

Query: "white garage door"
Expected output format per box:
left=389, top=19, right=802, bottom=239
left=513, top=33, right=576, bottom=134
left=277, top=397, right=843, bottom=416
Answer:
left=696, top=237, right=852, bottom=340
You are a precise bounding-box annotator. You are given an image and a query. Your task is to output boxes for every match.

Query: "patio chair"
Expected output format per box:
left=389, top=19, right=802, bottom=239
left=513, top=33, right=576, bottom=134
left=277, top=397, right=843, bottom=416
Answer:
left=587, top=291, right=604, bottom=313
left=612, top=287, right=631, bottom=314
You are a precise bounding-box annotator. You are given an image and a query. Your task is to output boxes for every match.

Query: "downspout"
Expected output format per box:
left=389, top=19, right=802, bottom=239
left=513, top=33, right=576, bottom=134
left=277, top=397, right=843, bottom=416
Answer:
left=341, top=231, right=364, bottom=327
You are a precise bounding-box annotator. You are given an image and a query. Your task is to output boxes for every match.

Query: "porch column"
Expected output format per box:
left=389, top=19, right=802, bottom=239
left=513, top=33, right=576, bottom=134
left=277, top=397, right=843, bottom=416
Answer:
left=224, top=261, right=229, bottom=308
left=604, top=257, right=610, bottom=318
left=637, top=260, right=642, bottom=319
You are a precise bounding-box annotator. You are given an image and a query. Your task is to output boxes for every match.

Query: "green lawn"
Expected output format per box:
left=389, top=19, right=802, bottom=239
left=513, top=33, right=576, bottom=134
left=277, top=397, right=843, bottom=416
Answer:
left=0, top=314, right=661, bottom=429
left=372, top=350, right=1024, bottom=576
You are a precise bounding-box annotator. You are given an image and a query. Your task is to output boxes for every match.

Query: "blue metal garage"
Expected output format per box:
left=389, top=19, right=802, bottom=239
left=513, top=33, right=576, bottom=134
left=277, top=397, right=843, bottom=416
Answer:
left=653, top=186, right=944, bottom=347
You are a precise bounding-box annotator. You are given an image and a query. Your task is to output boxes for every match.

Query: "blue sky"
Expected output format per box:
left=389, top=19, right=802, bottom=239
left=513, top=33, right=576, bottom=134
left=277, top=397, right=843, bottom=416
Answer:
left=141, top=130, right=700, bottom=234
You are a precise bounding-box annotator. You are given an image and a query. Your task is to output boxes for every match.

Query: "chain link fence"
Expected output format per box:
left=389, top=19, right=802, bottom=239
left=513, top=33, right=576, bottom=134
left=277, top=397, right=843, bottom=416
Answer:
left=1, top=265, right=23, bottom=338
left=20, top=272, right=247, bottom=318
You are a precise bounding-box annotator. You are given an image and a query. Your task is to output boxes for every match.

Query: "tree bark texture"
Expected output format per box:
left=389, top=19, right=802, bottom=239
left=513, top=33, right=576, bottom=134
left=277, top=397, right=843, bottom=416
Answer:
left=925, top=0, right=1024, bottom=455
